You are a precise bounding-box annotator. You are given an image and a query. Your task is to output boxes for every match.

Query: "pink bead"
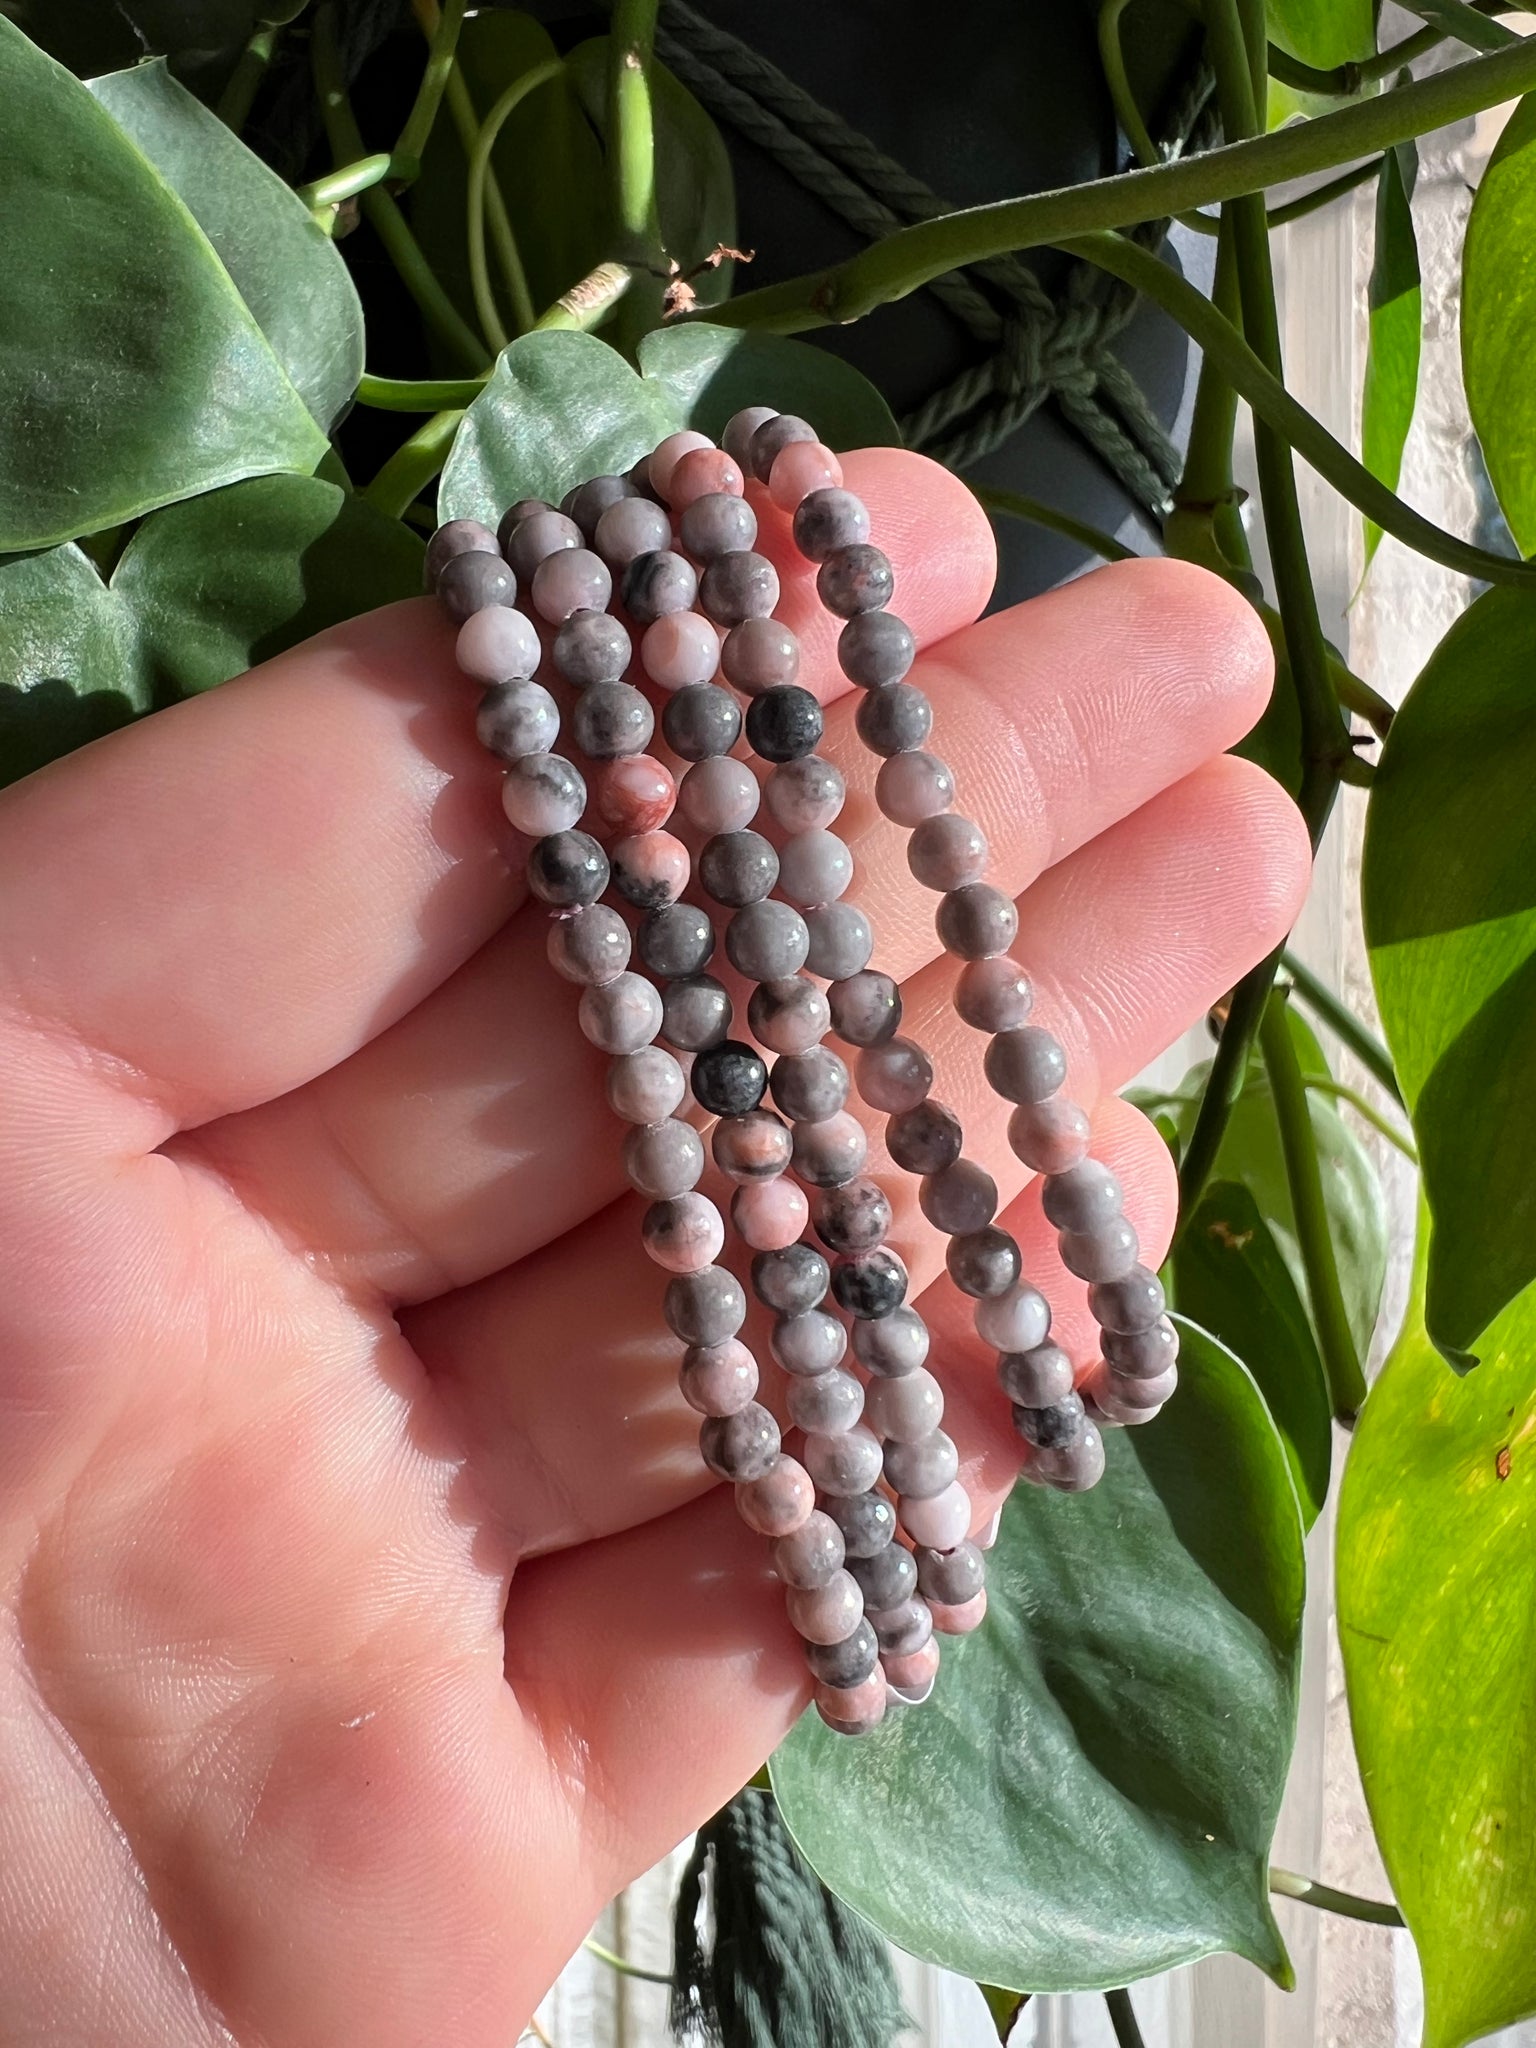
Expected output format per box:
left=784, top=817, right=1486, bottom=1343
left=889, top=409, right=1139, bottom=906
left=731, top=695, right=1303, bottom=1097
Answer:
left=768, top=439, right=843, bottom=511
left=649, top=429, right=714, bottom=500
left=883, top=1638, right=942, bottom=1700
left=591, top=755, right=676, bottom=835
left=679, top=756, right=760, bottom=834
left=678, top=1339, right=758, bottom=1416
left=455, top=604, right=542, bottom=683
left=669, top=445, right=746, bottom=509
left=786, top=1569, right=863, bottom=1644
left=610, top=830, right=690, bottom=909
left=737, top=1455, right=814, bottom=1537
left=815, top=1668, right=887, bottom=1735
left=641, top=610, right=720, bottom=690
left=731, top=1176, right=810, bottom=1251
left=1007, top=1097, right=1093, bottom=1174
left=930, top=1590, right=988, bottom=1636
left=641, top=1192, right=724, bottom=1273
left=898, top=1480, right=972, bottom=1550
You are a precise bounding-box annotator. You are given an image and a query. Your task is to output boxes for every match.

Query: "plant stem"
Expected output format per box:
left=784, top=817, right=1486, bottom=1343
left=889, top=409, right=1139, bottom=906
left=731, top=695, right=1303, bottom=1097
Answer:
left=970, top=484, right=1138, bottom=562
left=582, top=1938, right=673, bottom=1986
left=1270, top=1866, right=1405, bottom=1926
left=1280, top=949, right=1403, bottom=1102
left=217, top=24, right=279, bottom=134
left=608, top=0, right=664, bottom=262
left=704, top=42, right=1536, bottom=332
left=1304, top=1078, right=1419, bottom=1162
left=534, top=261, right=635, bottom=332
left=357, top=372, right=489, bottom=409
left=1260, top=991, right=1368, bottom=1420
left=1172, top=211, right=1245, bottom=564
left=1177, top=950, right=1279, bottom=1223
left=395, top=0, right=467, bottom=174
left=1267, top=155, right=1384, bottom=226
left=296, top=154, right=396, bottom=209
left=1100, top=0, right=1162, bottom=169
left=1267, top=31, right=1440, bottom=96
left=1398, top=0, right=1518, bottom=52
left=1105, top=1988, right=1147, bottom=2048
left=469, top=63, right=563, bottom=349
left=362, top=407, right=465, bottom=519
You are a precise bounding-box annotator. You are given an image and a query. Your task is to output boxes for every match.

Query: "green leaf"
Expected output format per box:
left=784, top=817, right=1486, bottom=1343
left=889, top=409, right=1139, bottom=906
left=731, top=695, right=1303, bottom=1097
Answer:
left=87, top=60, right=363, bottom=432
left=0, top=18, right=325, bottom=552
left=979, top=1984, right=1027, bottom=2040
left=638, top=325, right=902, bottom=452
left=1264, top=0, right=1375, bottom=69
left=1363, top=584, right=1536, bottom=1367
left=770, top=1323, right=1302, bottom=1994
left=0, top=546, right=147, bottom=786
left=1464, top=92, right=1536, bottom=557
left=1338, top=1228, right=1536, bottom=2048
left=1361, top=144, right=1421, bottom=566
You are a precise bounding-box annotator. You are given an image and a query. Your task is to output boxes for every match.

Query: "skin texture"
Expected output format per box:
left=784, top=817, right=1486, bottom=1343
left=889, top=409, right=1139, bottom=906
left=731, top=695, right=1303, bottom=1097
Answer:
left=0, top=450, right=1307, bottom=2046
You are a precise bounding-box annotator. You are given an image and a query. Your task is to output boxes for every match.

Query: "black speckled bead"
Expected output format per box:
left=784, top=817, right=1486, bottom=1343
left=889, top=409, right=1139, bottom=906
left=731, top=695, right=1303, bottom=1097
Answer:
left=571, top=680, right=654, bottom=761
left=621, top=549, right=697, bottom=624
left=813, top=1178, right=892, bottom=1254
left=832, top=1246, right=908, bottom=1319
left=839, top=611, right=916, bottom=688
left=661, top=975, right=732, bottom=1052
left=699, top=830, right=779, bottom=907
left=553, top=608, right=631, bottom=688
left=437, top=549, right=516, bottom=623
left=817, top=543, right=894, bottom=618
left=662, top=683, right=742, bottom=762
left=1013, top=1391, right=1087, bottom=1451
left=638, top=902, right=714, bottom=979
left=751, top=1242, right=830, bottom=1315
left=746, top=685, right=824, bottom=763
left=691, top=1039, right=768, bottom=1117
left=699, top=550, right=780, bottom=626
left=699, top=1403, right=781, bottom=1481
left=856, top=682, right=932, bottom=757
left=826, top=1488, right=897, bottom=1558
left=526, top=829, right=608, bottom=907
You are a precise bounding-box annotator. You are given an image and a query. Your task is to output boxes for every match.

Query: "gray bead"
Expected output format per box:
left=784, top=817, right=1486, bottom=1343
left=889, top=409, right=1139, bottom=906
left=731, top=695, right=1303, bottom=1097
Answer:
left=919, top=1158, right=998, bottom=1235
left=883, top=1428, right=959, bottom=1499
left=502, top=753, right=586, bottom=837
left=699, top=830, right=779, bottom=908
left=680, top=491, right=757, bottom=561
left=437, top=549, right=516, bottom=623
left=699, top=1402, right=780, bottom=1481
left=563, top=472, right=636, bottom=538
left=947, top=1226, right=1022, bottom=1298
left=1038, top=1421, right=1106, bottom=1493
left=661, top=974, right=732, bottom=1051
left=938, top=883, right=1020, bottom=961
left=803, top=902, right=873, bottom=981
left=827, top=1489, right=897, bottom=1559
left=909, top=812, right=988, bottom=891
left=770, top=1045, right=850, bottom=1123
left=578, top=971, right=663, bottom=1054
left=805, top=1619, right=879, bottom=1689
left=828, top=971, right=902, bottom=1047
left=791, top=1112, right=868, bottom=1189
left=1060, top=1217, right=1139, bottom=1284
left=749, top=412, right=816, bottom=480
left=805, top=1423, right=885, bottom=1496
left=572, top=681, right=654, bottom=761
left=554, top=608, right=631, bottom=688
left=886, top=1099, right=964, bottom=1175
left=1102, top=1316, right=1180, bottom=1380
left=496, top=499, right=554, bottom=552
left=505, top=508, right=582, bottom=582
left=766, top=755, right=845, bottom=833
left=526, top=829, right=608, bottom=907
left=998, top=1341, right=1075, bottom=1408
left=771, top=1309, right=847, bottom=1378
left=662, top=684, right=741, bottom=762
left=856, top=682, right=931, bottom=757
left=793, top=487, right=870, bottom=562
left=699, top=550, right=780, bottom=625
left=712, top=1109, right=793, bottom=1182
left=751, top=1242, right=830, bottom=1315
left=1014, top=1392, right=1086, bottom=1452
left=850, top=1542, right=917, bottom=1611
left=1090, top=1266, right=1168, bottom=1335
left=777, top=829, right=852, bottom=908
left=813, top=1178, right=892, bottom=1254
left=1042, top=1159, right=1125, bottom=1233
left=476, top=680, right=560, bottom=762
left=773, top=1510, right=846, bottom=1590
left=723, top=404, right=779, bottom=470
left=985, top=1024, right=1067, bottom=1104
left=916, top=1541, right=986, bottom=1606
left=852, top=1305, right=930, bottom=1376
left=857, top=1037, right=933, bottom=1113
left=533, top=545, right=613, bottom=626
left=607, top=1045, right=686, bottom=1124
left=594, top=495, right=671, bottom=570
left=956, top=956, right=1032, bottom=1032
left=621, top=550, right=697, bottom=624
left=547, top=903, right=630, bottom=986
left=426, top=517, right=498, bottom=588
left=831, top=1247, right=909, bottom=1320
left=817, top=543, right=894, bottom=618
left=721, top=617, right=799, bottom=694
left=748, top=975, right=831, bottom=1056
left=664, top=1265, right=746, bottom=1345
left=787, top=1366, right=865, bottom=1435
left=839, top=611, right=916, bottom=688
left=638, top=902, right=714, bottom=979
left=726, top=900, right=810, bottom=981
left=868, top=1597, right=933, bottom=1658
left=975, top=1281, right=1053, bottom=1354
left=623, top=1118, right=705, bottom=1198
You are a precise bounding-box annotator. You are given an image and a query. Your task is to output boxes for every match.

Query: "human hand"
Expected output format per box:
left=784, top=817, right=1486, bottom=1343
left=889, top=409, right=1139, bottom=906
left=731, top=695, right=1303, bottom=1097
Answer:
left=0, top=451, right=1305, bottom=2046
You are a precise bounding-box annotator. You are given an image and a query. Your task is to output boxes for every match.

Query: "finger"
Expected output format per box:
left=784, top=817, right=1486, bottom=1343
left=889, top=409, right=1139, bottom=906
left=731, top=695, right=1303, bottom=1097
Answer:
left=0, top=455, right=991, bottom=1149
left=185, top=559, right=1272, bottom=1304
left=415, top=754, right=1308, bottom=1555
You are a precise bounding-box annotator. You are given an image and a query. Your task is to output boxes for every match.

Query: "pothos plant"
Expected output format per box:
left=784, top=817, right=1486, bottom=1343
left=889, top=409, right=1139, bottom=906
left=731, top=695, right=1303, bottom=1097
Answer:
left=1, top=1, right=1534, bottom=2043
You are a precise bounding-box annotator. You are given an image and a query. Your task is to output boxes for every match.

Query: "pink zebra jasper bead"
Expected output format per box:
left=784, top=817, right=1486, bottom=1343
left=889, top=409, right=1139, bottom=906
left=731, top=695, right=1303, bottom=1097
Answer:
left=730, top=1176, right=810, bottom=1251
left=768, top=438, right=843, bottom=510
left=883, top=1638, right=941, bottom=1702
left=649, top=429, right=716, bottom=500
left=678, top=1339, right=758, bottom=1416
left=590, top=756, right=676, bottom=836
left=774, top=1512, right=845, bottom=1590
left=641, top=610, right=720, bottom=690
left=456, top=604, right=541, bottom=683
left=786, top=1570, right=863, bottom=1644
left=1007, top=1096, right=1092, bottom=1173
left=737, top=1455, right=815, bottom=1537
left=641, top=1192, right=725, bottom=1273
left=679, top=756, right=759, bottom=834
left=815, top=1668, right=887, bottom=1736
left=669, top=445, right=746, bottom=509
left=897, top=1480, right=972, bottom=1549
left=930, top=1590, right=988, bottom=1636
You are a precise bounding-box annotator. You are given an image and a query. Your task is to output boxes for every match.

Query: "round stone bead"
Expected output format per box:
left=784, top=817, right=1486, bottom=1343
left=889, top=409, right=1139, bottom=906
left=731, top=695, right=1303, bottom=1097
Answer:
left=426, top=517, right=497, bottom=587
left=1007, top=1096, right=1093, bottom=1173
left=748, top=975, right=831, bottom=1056
left=818, top=543, right=894, bottom=618
left=713, top=1110, right=792, bottom=1182
left=813, top=1666, right=887, bottom=1739
left=857, top=682, right=932, bottom=757
left=640, top=610, right=719, bottom=690
left=497, top=499, right=554, bottom=550
left=852, top=1304, right=929, bottom=1375
left=916, top=1540, right=985, bottom=1606
left=831, top=1246, right=909, bottom=1320
left=505, top=508, right=582, bottom=583
left=502, top=753, right=586, bottom=837
left=957, top=956, right=1032, bottom=1033
left=787, top=1571, right=864, bottom=1647
left=680, top=490, right=758, bottom=563
left=662, top=683, right=741, bottom=762
left=849, top=1542, right=917, bottom=1611
left=867, top=1598, right=934, bottom=1659
left=554, top=607, right=630, bottom=687
left=679, top=755, right=759, bottom=834
left=438, top=549, right=516, bottom=623
left=998, top=1341, right=1075, bottom=1408
left=609, top=830, right=689, bottom=911
left=643, top=1191, right=725, bottom=1275
left=736, top=1454, right=815, bottom=1538
left=699, top=1401, right=780, bottom=1481
left=1042, top=1159, right=1124, bottom=1233
left=624, top=1118, right=705, bottom=1199
left=792, top=1112, right=868, bottom=1189
left=985, top=1024, right=1068, bottom=1104
left=886, top=1099, right=964, bottom=1175
left=699, top=829, right=779, bottom=907
left=691, top=1039, right=768, bottom=1117
left=594, top=495, right=670, bottom=570
left=898, top=1480, right=971, bottom=1550
left=621, top=549, right=698, bottom=624
left=840, top=610, right=917, bottom=688
left=884, top=1638, right=943, bottom=1701
left=777, top=829, right=853, bottom=908
left=547, top=903, right=630, bottom=987
left=771, top=1308, right=846, bottom=1378
left=865, top=1366, right=944, bottom=1442
left=572, top=681, right=654, bottom=761
left=909, top=812, right=988, bottom=891
left=920, top=1158, right=998, bottom=1235
left=578, top=971, right=663, bottom=1054
left=884, top=1429, right=959, bottom=1499
left=947, top=1226, right=1022, bottom=1298
left=726, top=900, right=810, bottom=981
left=607, top=1045, right=685, bottom=1123
left=787, top=1366, right=864, bottom=1435
left=531, top=546, right=611, bottom=624
left=804, top=1425, right=885, bottom=1497
left=1100, top=1358, right=1178, bottom=1410
left=770, top=1045, right=849, bottom=1123
left=1014, top=1391, right=1087, bottom=1451
left=745, top=686, right=823, bottom=764
left=792, top=487, right=870, bottom=562
left=699, top=550, right=780, bottom=626
left=527, top=829, right=608, bottom=906
left=660, top=974, right=731, bottom=1051
left=929, top=1591, right=988, bottom=1636
left=669, top=445, right=744, bottom=510
left=857, top=1037, right=933, bottom=1113
left=748, top=412, right=817, bottom=481
left=937, top=882, right=1020, bottom=960
left=1090, top=1265, right=1168, bottom=1335
left=731, top=1176, right=809, bottom=1251
left=664, top=1265, right=746, bottom=1346
left=752, top=1241, right=829, bottom=1315
left=827, top=971, right=901, bottom=1047
left=827, top=1490, right=897, bottom=1558
left=723, top=404, right=780, bottom=470
left=1037, top=1422, right=1106, bottom=1493
left=813, top=1178, right=892, bottom=1254
left=1060, top=1217, right=1140, bottom=1284
left=562, top=473, right=637, bottom=537
left=721, top=617, right=799, bottom=694
left=803, top=902, right=873, bottom=981
left=648, top=429, right=715, bottom=501
left=766, top=755, right=846, bottom=833
left=1103, top=1316, right=1180, bottom=1380
left=975, top=1281, right=1053, bottom=1355
left=773, top=1509, right=844, bottom=1589
left=458, top=604, right=542, bottom=684
left=590, top=756, right=675, bottom=837
left=678, top=1337, right=757, bottom=1416
left=476, top=679, right=559, bottom=763
left=637, top=903, right=713, bottom=980
left=875, top=749, right=955, bottom=825
left=769, top=438, right=843, bottom=510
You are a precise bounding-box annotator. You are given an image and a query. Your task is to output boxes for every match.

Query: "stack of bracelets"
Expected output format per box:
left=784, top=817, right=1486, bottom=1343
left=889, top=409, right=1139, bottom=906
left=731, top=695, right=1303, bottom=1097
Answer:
left=426, top=408, right=1179, bottom=1738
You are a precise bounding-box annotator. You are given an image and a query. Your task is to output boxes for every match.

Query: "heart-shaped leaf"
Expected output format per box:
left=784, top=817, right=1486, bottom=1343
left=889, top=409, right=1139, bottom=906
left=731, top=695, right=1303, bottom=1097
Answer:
left=1265, top=0, right=1374, bottom=67
left=1339, top=1229, right=1536, bottom=2047
left=638, top=325, right=902, bottom=452
left=0, top=545, right=148, bottom=786
left=1362, top=144, right=1421, bottom=565
left=1363, top=584, right=1536, bottom=1367
left=1463, top=92, right=1536, bottom=557
left=770, top=1322, right=1302, bottom=1994
left=88, top=60, right=363, bottom=432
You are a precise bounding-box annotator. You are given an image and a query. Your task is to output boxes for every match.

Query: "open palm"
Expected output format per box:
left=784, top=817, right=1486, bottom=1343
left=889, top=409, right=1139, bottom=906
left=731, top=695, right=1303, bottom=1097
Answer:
left=0, top=452, right=1305, bottom=2047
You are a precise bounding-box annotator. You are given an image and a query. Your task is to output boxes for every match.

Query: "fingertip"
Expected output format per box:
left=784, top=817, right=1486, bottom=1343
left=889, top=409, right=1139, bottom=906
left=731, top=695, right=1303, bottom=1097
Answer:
left=1192, top=749, right=1313, bottom=945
